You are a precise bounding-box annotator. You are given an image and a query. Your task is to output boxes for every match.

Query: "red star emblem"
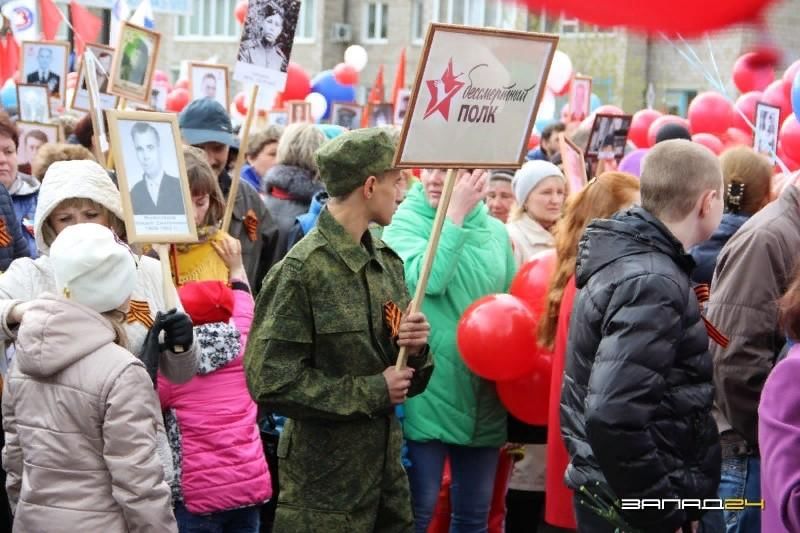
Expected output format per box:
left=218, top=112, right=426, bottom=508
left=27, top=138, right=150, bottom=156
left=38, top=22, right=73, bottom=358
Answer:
left=423, top=58, right=464, bottom=120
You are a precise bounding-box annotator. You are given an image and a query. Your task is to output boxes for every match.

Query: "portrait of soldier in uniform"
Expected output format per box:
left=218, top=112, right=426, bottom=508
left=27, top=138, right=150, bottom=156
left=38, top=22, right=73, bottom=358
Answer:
left=237, top=0, right=300, bottom=75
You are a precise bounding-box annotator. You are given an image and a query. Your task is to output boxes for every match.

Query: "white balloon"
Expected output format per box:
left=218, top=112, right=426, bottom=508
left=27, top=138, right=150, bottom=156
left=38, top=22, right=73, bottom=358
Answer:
left=344, top=45, right=369, bottom=73
left=546, top=51, right=573, bottom=94
left=536, top=90, right=556, bottom=121
left=305, top=92, right=328, bottom=121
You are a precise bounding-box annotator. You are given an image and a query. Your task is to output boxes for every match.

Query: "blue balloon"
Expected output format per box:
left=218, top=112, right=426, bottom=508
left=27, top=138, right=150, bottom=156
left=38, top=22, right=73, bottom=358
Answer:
left=1, top=83, right=17, bottom=110
left=590, top=93, right=602, bottom=113
left=792, top=72, right=800, bottom=122
left=311, top=70, right=356, bottom=119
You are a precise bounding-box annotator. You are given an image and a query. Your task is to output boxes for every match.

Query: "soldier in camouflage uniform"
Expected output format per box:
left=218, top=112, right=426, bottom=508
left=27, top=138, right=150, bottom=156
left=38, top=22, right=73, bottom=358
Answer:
left=245, top=128, right=434, bottom=532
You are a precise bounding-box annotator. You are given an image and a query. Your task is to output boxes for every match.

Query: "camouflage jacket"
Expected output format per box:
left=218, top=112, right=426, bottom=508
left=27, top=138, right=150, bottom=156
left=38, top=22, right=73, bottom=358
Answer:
left=245, top=207, right=433, bottom=422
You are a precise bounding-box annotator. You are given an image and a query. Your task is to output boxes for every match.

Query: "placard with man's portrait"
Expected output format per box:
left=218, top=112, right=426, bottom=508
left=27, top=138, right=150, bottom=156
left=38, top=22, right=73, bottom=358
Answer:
left=16, top=85, right=50, bottom=123
left=16, top=121, right=61, bottom=166
left=189, top=62, right=230, bottom=111
left=71, top=43, right=119, bottom=112
left=109, top=23, right=161, bottom=104
left=106, top=110, right=198, bottom=244
left=331, top=102, right=362, bottom=130
left=20, top=41, right=69, bottom=109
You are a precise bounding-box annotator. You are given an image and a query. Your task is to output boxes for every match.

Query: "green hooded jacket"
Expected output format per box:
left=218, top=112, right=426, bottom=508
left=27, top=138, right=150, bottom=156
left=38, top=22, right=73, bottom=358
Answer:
left=383, top=182, right=517, bottom=448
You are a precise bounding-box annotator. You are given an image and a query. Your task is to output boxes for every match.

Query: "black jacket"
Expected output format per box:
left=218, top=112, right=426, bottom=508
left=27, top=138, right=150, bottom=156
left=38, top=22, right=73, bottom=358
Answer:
left=0, top=184, right=29, bottom=271
left=560, top=207, right=721, bottom=532
left=689, top=212, right=749, bottom=285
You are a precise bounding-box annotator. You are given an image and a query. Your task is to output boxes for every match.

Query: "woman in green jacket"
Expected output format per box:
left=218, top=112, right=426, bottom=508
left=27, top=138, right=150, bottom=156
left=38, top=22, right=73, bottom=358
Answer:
left=383, top=168, right=516, bottom=532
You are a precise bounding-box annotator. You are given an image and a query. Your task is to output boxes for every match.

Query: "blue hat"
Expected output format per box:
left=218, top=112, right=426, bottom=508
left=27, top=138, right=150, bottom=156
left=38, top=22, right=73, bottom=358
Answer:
left=179, top=98, right=240, bottom=150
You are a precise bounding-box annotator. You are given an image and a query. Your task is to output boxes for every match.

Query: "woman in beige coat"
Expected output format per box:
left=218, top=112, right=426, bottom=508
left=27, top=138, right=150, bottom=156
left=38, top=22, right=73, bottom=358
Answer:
left=506, top=160, right=567, bottom=266
left=2, top=223, right=177, bottom=532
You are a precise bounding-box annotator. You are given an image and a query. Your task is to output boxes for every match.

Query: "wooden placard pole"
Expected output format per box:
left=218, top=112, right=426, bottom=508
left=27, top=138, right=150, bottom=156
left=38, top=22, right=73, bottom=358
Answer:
left=153, top=242, right=184, bottom=353
left=105, top=97, right=127, bottom=170
left=396, top=168, right=457, bottom=370
left=222, top=84, right=259, bottom=234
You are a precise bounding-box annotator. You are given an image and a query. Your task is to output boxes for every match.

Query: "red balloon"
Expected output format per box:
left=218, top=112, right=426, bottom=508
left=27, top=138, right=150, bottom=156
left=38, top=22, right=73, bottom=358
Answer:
left=782, top=60, right=800, bottom=99
left=593, top=104, right=624, bottom=116
left=496, top=354, right=552, bottom=425
left=692, top=133, right=724, bottom=155
left=762, top=80, right=792, bottom=124
left=283, top=62, right=311, bottom=101
left=781, top=115, right=800, bottom=162
left=457, top=294, right=543, bottom=382
left=509, top=249, right=556, bottom=317
left=234, top=91, right=247, bottom=115
left=688, top=92, right=733, bottom=135
left=720, top=127, right=753, bottom=149
left=514, top=1, right=773, bottom=38
left=174, top=78, right=190, bottom=91
left=778, top=143, right=800, bottom=172
left=629, top=109, right=662, bottom=148
left=647, top=115, right=690, bottom=147
left=732, top=53, right=775, bottom=93
left=166, top=88, right=190, bottom=113
left=731, top=91, right=761, bottom=132
left=528, top=131, right=541, bottom=151
left=153, top=70, right=169, bottom=84
left=333, top=62, right=359, bottom=86
left=234, top=0, right=248, bottom=25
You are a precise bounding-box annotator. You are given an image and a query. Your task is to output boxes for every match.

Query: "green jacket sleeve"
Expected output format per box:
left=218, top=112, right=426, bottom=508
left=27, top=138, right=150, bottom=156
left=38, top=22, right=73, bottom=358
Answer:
left=244, top=260, right=392, bottom=421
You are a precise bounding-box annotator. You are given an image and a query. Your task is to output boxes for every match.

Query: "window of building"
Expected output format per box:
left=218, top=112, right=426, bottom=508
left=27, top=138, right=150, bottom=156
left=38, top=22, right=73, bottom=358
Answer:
left=175, top=0, right=239, bottom=40
left=411, top=0, right=425, bottom=44
left=558, top=14, right=615, bottom=35
left=434, top=0, right=523, bottom=29
left=295, top=0, right=316, bottom=41
left=364, top=2, right=389, bottom=42
left=484, top=0, right=519, bottom=29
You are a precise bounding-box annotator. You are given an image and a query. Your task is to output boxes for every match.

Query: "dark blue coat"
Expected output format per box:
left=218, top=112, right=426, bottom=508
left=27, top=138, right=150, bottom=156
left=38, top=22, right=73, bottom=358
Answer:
left=689, top=213, right=749, bottom=285
left=0, top=184, right=31, bottom=270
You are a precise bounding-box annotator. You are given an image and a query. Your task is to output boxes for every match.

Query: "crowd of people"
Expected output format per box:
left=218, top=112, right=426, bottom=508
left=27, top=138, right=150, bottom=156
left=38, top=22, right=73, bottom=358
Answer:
left=0, top=84, right=798, bottom=533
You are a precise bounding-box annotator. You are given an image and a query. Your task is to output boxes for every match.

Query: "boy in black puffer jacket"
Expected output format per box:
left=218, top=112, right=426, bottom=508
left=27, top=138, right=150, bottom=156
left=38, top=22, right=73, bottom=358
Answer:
left=560, top=140, right=724, bottom=533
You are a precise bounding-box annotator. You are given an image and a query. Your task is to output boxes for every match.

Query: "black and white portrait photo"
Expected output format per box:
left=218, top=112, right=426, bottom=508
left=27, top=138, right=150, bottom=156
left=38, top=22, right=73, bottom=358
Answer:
left=586, top=113, right=633, bottom=160
left=267, top=110, right=288, bottom=126
left=110, top=23, right=161, bottom=104
left=106, top=111, right=197, bottom=244
left=234, top=0, right=301, bottom=89
left=189, top=63, right=230, bottom=110
left=71, top=44, right=118, bottom=112
left=21, top=41, right=69, bottom=104
left=368, top=103, right=394, bottom=128
left=755, top=102, right=780, bottom=163
left=288, top=101, right=311, bottom=124
left=332, top=103, right=362, bottom=130
left=15, top=122, right=59, bottom=166
left=394, top=89, right=411, bottom=125
left=16, top=85, right=50, bottom=123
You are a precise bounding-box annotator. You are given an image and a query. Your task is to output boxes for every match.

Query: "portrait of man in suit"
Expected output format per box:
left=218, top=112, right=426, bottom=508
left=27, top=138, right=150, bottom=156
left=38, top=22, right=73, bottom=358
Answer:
left=128, top=122, right=185, bottom=216
left=26, top=47, right=61, bottom=97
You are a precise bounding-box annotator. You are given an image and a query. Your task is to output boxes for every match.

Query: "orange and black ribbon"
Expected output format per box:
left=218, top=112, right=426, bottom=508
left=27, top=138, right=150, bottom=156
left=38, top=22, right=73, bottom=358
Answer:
left=0, top=219, right=12, bottom=247
left=694, top=284, right=730, bottom=348
left=244, top=209, right=259, bottom=242
left=127, top=300, right=154, bottom=329
left=383, top=301, right=403, bottom=339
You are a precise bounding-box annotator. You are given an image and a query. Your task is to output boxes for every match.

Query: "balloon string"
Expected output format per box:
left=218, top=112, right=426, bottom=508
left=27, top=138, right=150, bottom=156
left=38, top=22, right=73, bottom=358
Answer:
left=704, top=34, right=728, bottom=98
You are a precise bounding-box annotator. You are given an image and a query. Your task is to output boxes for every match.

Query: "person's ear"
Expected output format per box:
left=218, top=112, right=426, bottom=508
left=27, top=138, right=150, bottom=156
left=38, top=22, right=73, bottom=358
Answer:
left=699, top=189, right=716, bottom=217
left=363, top=175, right=377, bottom=199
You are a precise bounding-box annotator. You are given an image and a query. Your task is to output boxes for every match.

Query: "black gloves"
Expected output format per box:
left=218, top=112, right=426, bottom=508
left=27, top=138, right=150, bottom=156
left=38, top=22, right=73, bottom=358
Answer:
left=139, top=309, right=194, bottom=386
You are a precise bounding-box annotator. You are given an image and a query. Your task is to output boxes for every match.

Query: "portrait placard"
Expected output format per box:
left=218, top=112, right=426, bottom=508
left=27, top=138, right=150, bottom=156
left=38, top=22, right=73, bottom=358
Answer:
left=16, top=121, right=61, bottom=166
left=287, top=100, right=311, bottom=124
left=234, top=0, right=301, bottom=91
left=569, top=75, right=592, bottom=122
left=106, top=110, right=198, bottom=244
left=754, top=102, right=780, bottom=164
left=189, top=62, right=231, bottom=110
left=395, top=24, right=558, bottom=169
left=394, top=88, right=412, bottom=125
left=109, top=22, right=162, bottom=104
left=559, top=134, right=588, bottom=195
left=331, top=102, right=362, bottom=130
left=20, top=41, right=69, bottom=111
left=71, top=43, right=119, bottom=112
left=367, top=103, right=394, bottom=128
left=16, top=84, right=50, bottom=123
left=266, top=109, right=288, bottom=126
left=586, top=113, right=633, bottom=161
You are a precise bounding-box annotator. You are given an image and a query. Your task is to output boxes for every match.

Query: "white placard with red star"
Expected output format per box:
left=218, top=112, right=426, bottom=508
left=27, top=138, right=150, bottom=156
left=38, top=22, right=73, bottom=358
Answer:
left=394, top=24, right=559, bottom=169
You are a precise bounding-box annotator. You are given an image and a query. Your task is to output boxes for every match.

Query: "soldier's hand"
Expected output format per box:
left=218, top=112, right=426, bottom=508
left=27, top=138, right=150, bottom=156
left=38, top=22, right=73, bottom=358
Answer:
left=383, top=367, right=415, bottom=405
left=398, top=308, right=430, bottom=356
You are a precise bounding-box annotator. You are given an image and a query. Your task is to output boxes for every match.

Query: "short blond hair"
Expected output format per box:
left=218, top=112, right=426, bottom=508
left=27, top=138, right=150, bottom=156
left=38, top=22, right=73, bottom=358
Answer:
left=32, top=143, right=95, bottom=181
left=276, top=123, right=325, bottom=173
left=640, top=139, right=722, bottom=221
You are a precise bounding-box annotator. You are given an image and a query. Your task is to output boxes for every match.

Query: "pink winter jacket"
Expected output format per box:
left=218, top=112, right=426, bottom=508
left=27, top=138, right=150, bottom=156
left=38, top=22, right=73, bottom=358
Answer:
left=157, top=289, right=271, bottom=514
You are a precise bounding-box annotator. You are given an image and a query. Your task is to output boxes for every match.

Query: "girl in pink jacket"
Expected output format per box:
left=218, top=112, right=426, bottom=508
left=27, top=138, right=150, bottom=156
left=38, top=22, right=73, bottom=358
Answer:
left=158, top=275, right=271, bottom=531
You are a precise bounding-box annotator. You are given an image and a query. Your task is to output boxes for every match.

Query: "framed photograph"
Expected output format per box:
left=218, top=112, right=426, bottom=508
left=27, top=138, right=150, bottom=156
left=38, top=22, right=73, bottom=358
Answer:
left=234, top=0, right=301, bottom=90
left=287, top=100, right=311, bottom=124
left=367, top=102, right=394, bottom=128
left=109, top=22, right=161, bottom=104
left=586, top=113, right=633, bottom=161
left=106, top=110, right=198, bottom=244
left=394, top=88, right=412, bottom=125
left=71, top=43, right=119, bottom=112
left=267, top=109, right=288, bottom=126
left=150, top=83, right=169, bottom=111
left=20, top=41, right=69, bottom=109
left=559, top=134, right=588, bottom=195
left=16, top=121, right=61, bottom=166
left=395, top=24, right=558, bottom=169
left=754, top=102, right=780, bottom=163
left=331, top=102, right=362, bottom=130
left=16, top=84, right=50, bottom=123
left=569, top=75, right=592, bottom=123
left=189, top=62, right=230, bottom=110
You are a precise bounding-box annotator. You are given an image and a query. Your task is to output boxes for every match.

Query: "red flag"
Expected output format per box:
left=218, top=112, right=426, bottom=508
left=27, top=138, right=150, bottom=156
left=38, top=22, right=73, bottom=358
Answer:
left=69, top=1, right=102, bottom=55
left=391, top=48, right=406, bottom=109
left=39, top=0, right=63, bottom=41
left=0, top=33, right=19, bottom=86
left=369, top=64, right=385, bottom=104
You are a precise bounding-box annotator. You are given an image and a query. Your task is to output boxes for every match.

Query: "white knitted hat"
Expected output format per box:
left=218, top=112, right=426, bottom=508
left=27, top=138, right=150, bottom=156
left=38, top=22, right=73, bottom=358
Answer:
left=35, top=160, right=124, bottom=254
left=49, top=223, right=137, bottom=313
left=511, top=160, right=565, bottom=205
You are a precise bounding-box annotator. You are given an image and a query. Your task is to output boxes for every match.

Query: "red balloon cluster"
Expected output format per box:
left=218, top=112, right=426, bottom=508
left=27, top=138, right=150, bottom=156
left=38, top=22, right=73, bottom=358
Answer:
left=275, top=62, right=312, bottom=103
left=234, top=0, right=248, bottom=25
left=763, top=80, right=792, bottom=124
left=688, top=92, right=734, bottom=135
left=166, top=88, right=189, bottom=112
left=629, top=109, right=662, bottom=148
left=174, top=78, right=190, bottom=91
left=333, top=62, right=359, bottom=86
left=732, top=91, right=762, bottom=132
left=692, top=133, right=724, bottom=155
left=732, top=52, right=775, bottom=93
left=647, top=115, right=690, bottom=147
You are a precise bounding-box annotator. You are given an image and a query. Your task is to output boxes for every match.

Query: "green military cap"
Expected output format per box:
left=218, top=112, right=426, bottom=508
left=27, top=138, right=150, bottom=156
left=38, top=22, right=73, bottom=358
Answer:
left=315, top=128, right=397, bottom=197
